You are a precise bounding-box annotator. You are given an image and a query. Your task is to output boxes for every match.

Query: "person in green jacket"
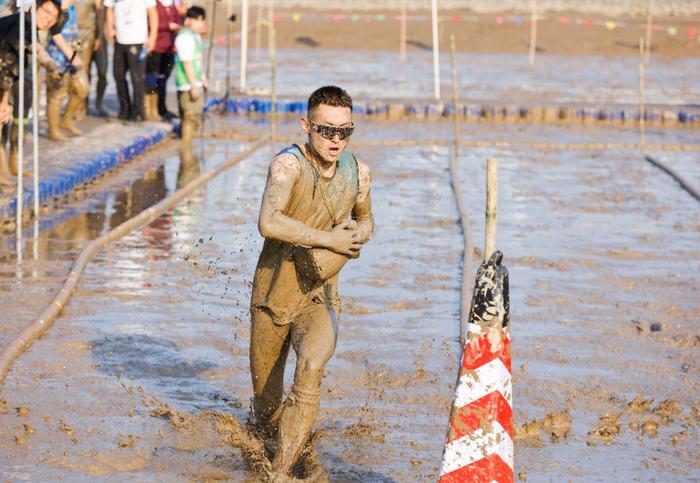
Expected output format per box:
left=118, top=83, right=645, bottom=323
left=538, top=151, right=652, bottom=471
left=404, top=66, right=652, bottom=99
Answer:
left=174, top=5, right=207, bottom=145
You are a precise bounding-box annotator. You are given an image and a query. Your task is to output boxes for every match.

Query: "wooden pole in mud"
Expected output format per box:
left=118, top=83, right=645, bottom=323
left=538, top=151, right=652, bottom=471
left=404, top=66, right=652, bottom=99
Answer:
left=239, top=0, right=249, bottom=91
left=449, top=34, right=469, bottom=347
left=639, top=38, right=646, bottom=151
left=400, top=0, right=407, bottom=62
left=254, top=1, right=263, bottom=58
left=270, top=21, right=277, bottom=142
left=528, top=0, right=538, bottom=66
left=31, top=0, right=40, bottom=261
left=268, top=0, right=275, bottom=60
left=645, top=0, right=653, bottom=65
left=485, top=158, right=498, bottom=262
left=431, top=0, right=440, bottom=99
left=16, top=3, right=26, bottom=264
left=450, top=36, right=460, bottom=148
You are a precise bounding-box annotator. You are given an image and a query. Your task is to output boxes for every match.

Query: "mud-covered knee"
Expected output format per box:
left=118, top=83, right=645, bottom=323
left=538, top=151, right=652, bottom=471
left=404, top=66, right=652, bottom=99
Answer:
left=298, top=356, right=329, bottom=377
left=69, top=71, right=89, bottom=98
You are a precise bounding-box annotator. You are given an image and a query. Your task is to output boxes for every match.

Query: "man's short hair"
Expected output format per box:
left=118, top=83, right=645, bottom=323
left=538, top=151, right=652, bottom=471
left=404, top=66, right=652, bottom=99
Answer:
left=308, top=86, right=353, bottom=114
left=186, top=6, right=206, bottom=20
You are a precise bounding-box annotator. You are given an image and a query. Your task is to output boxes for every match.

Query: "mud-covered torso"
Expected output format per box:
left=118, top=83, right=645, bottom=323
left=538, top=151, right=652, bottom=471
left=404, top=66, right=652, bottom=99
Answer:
left=251, top=144, right=359, bottom=325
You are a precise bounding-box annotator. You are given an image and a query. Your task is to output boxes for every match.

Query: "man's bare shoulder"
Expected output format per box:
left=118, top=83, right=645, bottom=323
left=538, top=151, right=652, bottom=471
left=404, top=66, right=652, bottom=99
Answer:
left=268, top=152, right=301, bottom=183
left=356, top=160, right=372, bottom=202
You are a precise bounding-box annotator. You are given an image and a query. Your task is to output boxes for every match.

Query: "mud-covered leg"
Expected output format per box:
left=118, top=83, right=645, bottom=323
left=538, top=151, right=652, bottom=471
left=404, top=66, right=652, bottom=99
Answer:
left=271, top=304, right=338, bottom=476
left=250, top=308, right=291, bottom=429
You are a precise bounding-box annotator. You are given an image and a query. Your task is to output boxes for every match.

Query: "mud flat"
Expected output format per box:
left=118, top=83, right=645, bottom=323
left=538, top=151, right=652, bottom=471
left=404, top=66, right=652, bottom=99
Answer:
left=0, top=115, right=697, bottom=480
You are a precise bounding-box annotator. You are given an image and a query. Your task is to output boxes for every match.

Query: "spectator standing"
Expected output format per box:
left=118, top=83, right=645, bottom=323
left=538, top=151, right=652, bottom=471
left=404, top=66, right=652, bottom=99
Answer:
left=104, top=0, right=157, bottom=123
left=174, top=5, right=206, bottom=144
left=45, top=0, right=89, bottom=141
left=144, top=0, right=182, bottom=121
left=0, top=0, right=60, bottom=184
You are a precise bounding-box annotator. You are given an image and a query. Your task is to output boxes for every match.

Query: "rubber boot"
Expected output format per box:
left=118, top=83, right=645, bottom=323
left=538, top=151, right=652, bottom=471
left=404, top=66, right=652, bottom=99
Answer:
left=0, top=146, right=14, bottom=186
left=144, top=93, right=162, bottom=122
left=48, top=99, right=69, bottom=142
left=8, top=123, right=27, bottom=177
left=60, top=96, right=84, bottom=136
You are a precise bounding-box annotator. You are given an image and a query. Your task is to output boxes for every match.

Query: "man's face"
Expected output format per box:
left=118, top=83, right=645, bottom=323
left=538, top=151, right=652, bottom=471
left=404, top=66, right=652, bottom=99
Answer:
left=36, top=1, right=59, bottom=30
left=301, top=104, right=353, bottom=165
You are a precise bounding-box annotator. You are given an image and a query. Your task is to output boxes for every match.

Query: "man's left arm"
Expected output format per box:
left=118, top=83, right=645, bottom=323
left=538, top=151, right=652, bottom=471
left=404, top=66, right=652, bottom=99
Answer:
left=352, top=160, right=375, bottom=244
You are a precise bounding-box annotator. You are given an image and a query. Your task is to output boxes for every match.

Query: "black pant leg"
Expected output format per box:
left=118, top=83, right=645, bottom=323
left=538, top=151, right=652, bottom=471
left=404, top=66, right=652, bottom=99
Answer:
left=126, top=44, right=145, bottom=119
left=112, top=43, right=131, bottom=118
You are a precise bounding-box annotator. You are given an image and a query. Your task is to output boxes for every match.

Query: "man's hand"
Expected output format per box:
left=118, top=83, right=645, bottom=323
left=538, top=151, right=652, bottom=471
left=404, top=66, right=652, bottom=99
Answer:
left=71, top=55, right=82, bottom=69
left=326, top=219, right=362, bottom=257
left=94, top=38, right=101, bottom=52
left=146, top=37, right=156, bottom=53
left=189, top=86, right=201, bottom=101
left=48, top=69, right=63, bottom=82
left=168, top=22, right=180, bottom=31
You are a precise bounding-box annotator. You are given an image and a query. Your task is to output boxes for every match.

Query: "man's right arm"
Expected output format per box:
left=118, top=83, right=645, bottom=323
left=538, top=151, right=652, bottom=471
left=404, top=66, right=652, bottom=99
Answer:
left=258, top=153, right=362, bottom=256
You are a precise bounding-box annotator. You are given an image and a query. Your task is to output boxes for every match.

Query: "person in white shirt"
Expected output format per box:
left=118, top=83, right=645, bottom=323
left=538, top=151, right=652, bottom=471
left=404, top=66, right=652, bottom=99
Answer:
left=104, top=0, right=157, bottom=122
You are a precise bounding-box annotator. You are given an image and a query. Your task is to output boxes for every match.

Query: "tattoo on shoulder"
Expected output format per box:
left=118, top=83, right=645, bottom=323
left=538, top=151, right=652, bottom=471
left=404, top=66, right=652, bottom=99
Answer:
left=269, top=153, right=300, bottom=183
left=357, top=161, right=372, bottom=202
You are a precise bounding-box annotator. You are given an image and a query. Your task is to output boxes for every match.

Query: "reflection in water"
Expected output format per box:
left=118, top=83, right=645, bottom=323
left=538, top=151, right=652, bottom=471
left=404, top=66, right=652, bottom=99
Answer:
left=177, top=145, right=202, bottom=189
left=6, top=165, right=172, bottom=264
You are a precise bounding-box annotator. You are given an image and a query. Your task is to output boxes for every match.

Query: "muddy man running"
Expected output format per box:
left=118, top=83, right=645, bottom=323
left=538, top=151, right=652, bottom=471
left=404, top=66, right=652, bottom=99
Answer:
left=249, top=85, right=375, bottom=480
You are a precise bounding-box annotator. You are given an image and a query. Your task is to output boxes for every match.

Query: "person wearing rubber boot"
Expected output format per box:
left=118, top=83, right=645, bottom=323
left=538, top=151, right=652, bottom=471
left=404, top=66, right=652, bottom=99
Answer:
left=2, top=30, right=61, bottom=178
left=45, top=0, right=88, bottom=141
left=250, top=86, right=374, bottom=481
left=174, top=6, right=206, bottom=144
left=73, top=0, right=101, bottom=120
left=104, top=0, right=158, bottom=123
left=0, top=0, right=61, bottom=185
left=144, top=0, right=182, bottom=122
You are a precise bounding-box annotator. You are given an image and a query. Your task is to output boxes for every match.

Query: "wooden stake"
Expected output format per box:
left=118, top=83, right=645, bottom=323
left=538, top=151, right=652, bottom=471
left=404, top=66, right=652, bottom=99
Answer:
left=484, top=158, right=498, bottom=262
left=254, top=1, right=262, bottom=58
left=645, top=0, right=653, bottom=65
left=16, top=3, right=25, bottom=264
left=528, top=0, right=538, bottom=66
left=400, top=0, right=407, bottom=62
left=639, top=38, right=645, bottom=151
left=239, top=0, right=249, bottom=91
left=268, top=0, right=275, bottom=60
left=431, top=0, right=440, bottom=99
left=450, top=36, right=460, bottom=149
left=31, top=0, right=40, bottom=261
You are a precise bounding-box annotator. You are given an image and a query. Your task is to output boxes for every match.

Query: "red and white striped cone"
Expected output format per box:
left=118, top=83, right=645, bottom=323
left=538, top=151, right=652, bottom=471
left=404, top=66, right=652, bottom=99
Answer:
left=439, top=251, right=513, bottom=483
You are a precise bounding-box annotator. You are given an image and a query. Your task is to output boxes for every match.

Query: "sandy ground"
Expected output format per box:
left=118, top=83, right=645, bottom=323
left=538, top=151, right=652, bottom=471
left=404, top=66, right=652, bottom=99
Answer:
left=0, top=114, right=698, bottom=480
left=211, top=8, right=700, bottom=58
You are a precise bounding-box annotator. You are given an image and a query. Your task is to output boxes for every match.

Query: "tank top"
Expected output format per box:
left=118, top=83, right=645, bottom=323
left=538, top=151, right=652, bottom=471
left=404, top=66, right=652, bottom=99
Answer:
left=251, top=144, right=360, bottom=325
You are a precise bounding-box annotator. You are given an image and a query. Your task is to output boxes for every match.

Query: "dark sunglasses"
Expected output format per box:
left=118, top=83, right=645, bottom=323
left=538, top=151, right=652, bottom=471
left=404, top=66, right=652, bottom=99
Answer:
left=308, top=119, right=355, bottom=140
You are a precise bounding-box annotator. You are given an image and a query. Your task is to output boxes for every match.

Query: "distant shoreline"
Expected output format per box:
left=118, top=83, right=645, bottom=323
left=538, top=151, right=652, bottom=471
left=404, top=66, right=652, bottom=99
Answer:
left=219, top=1, right=700, bottom=18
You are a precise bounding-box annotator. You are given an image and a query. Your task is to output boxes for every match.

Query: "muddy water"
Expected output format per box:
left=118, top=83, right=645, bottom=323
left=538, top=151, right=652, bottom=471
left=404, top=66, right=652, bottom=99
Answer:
left=210, top=48, right=700, bottom=105
left=1, top=116, right=699, bottom=481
